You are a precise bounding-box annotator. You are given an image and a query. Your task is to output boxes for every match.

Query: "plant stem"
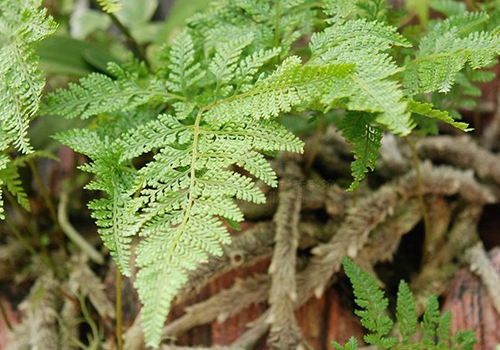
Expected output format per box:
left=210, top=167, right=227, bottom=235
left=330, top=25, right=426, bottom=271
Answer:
left=116, top=268, right=123, bottom=350
left=107, top=12, right=149, bottom=67
left=405, top=136, right=431, bottom=262
left=274, top=0, right=281, bottom=49
left=58, top=190, right=104, bottom=264
left=304, top=114, right=324, bottom=175
left=0, top=297, right=13, bottom=331
left=28, top=160, right=59, bottom=227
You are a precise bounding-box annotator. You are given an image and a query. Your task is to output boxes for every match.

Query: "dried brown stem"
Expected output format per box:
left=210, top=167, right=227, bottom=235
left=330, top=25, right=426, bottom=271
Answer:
left=267, top=163, right=303, bottom=350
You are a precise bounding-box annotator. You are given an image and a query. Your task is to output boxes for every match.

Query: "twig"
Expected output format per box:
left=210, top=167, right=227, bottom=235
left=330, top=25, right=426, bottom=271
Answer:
left=405, top=137, right=431, bottom=264
left=162, top=274, right=270, bottom=339
left=418, top=135, right=500, bottom=185
left=58, top=191, right=104, bottom=264
left=267, top=159, right=303, bottom=349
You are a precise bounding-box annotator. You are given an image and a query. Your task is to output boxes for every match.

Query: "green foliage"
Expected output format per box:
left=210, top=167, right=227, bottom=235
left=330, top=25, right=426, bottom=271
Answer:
left=96, top=0, right=122, bottom=13
left=339, top=113, right=384, bottom=191
left=0, top=0, right=56, bottom=217
left=405, top=12, right=500, bottom=94
left=38, top=0, right=500, bottom=347
left=333, top=258, right=477, bottom=350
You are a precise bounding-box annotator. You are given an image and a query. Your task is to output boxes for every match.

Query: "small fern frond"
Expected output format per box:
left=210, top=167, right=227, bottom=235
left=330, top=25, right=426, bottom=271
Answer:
left=0, top=151, right=56, bottom=213
left=452, top=330, right=477, bottom=350
left=207, top=56, right=355, bottom=126
left=311, top=19, right=414, bottom=135
left=339, top=112, right=383, bottom=191
left=408, top=12, right=500, bottom=93
left=43, top=64, right=179, bottom=119
left=166, top=31, right=205, bottom=97
left=55, top=129, right=138, bottom=276
left=406, top=99, right=471, bottom=131
left=209, top=33, right=254, bottom=97
left=331, top=337, right=359, bottom=350
left=119, top=114, right=193, bottom=161
left=421, top=294, right=440, bottom=347
left=437, top=310, right=452, bottom=347
left=0, top=0, right=57, bottom=154
left=342, top=257, right=396, bottom=348
left=96, top=0, right=122, bottom=13
left=235, top=47, right=281, bottom=92
left=396, top=281, right=418, bottom=344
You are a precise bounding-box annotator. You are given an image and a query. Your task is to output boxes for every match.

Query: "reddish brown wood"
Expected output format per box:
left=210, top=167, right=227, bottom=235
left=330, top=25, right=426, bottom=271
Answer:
left=442, top=250, right=500, bottom=350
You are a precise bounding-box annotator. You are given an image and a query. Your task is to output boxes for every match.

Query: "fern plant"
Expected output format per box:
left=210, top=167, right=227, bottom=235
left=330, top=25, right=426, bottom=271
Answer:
left=332, top=258, right=477, bottom=350
left=0, top=0, right=56, bottom=219
left=39, top=0, right=500, bottom=347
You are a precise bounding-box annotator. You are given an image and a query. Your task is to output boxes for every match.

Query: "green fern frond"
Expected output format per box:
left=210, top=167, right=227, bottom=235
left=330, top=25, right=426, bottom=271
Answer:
left=55, top=129, right=138, bottom=276
left=43, top=66, right=177, bottom=119
left=119, top=114, right=192, bottom=161
left=206, top=56, right=355, bottom=126
left=408, top=12, right=500, bottom=93
left=209, top=33, right=254, bottom=97
left=166, top=31, right=205, bottom=97
left=396, top=281, right=418, bottom=345
left=0, top=151, right=57, bottom=213
left=310, top=19, right=414, bottom=135
left=421, top=294, right=440, bottom=347
left=452, top=330, right=477, bottom=350
left=337, top=259, right=477, bottom=350
left=437, top=310, right=452, bottom=347
left=341, top=257, right=396, bottom=348
left=331, top=337, right=359, bottom=350
left=339, top=112, right=383, bottom=191
left=406, top=99, right=471, bottom=131
left=96, top=0, right=122, bottom=13
left=0, top=0, right=56, bottom=154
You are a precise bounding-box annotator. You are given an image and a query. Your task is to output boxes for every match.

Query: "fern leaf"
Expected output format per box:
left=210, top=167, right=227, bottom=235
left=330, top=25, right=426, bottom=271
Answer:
left=331, top=337, right=358, bottom=350
left=166, top=31, right=205, bottom=97
left=0, top=0, right=57, bottom=154
left=206, top=56, right=355, bottom=126
left=396, top=281, right=418, bottom=344
left=342, top=257, right=396, bottom=348
left=311, top=19, right=414, bottom=135
left=409, top=12, right=500, bottom=93
left=406, top=99, right=471, bottom=131
left=136, top=213, right=231, bottom=346
left=339, top=112, right=383, bottom=191
left=55, top=129, right=138, bottom=275
left=96, top=0, right=122, bottom=13
left=119, top=114, right=192, bottom=161
left=421, top=293, right=440, bottom=346
left=437, top=310, right=452, bottom=347
left=452, top=330, right=477, bottom=350
left=43, top=70, right=165, bottom=119
left=235, top=47, right=281, bottom=92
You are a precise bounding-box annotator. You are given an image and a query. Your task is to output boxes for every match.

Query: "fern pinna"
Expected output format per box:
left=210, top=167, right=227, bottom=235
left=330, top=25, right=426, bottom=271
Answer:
left=0, top=0, right=56, bottom=218
left=333, top=258, right=476, bottom=350
left=43, top=0, right=500, bottom=347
